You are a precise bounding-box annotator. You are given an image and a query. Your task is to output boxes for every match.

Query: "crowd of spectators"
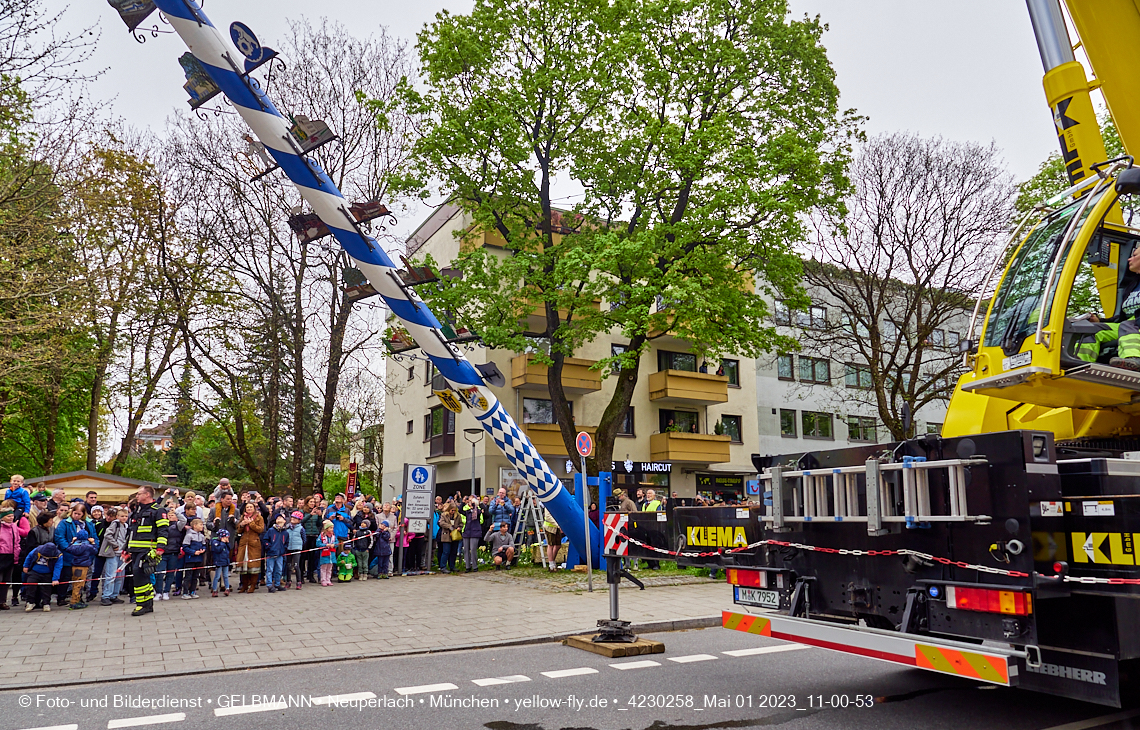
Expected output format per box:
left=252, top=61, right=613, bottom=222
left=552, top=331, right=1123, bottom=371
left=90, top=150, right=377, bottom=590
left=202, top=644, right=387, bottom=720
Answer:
left=0, top=473, right=754, bottom=612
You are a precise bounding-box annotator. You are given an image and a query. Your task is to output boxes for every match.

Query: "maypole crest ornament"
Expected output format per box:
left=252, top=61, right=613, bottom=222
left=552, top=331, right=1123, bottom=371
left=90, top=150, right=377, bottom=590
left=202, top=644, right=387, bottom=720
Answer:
left=230, top=22, right=279, bottom=73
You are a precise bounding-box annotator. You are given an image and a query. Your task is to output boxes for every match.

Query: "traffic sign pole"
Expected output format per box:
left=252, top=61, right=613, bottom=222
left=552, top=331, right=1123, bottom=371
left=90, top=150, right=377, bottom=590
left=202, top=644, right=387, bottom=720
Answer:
left=576, top=432, right=594, bottom=593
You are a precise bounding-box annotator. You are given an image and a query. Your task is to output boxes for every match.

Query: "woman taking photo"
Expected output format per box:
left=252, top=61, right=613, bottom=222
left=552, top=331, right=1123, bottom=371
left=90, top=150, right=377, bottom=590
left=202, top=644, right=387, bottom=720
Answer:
left=234, top=502, right=264, bottom=593
left=300, top=497, right=322, bottom=584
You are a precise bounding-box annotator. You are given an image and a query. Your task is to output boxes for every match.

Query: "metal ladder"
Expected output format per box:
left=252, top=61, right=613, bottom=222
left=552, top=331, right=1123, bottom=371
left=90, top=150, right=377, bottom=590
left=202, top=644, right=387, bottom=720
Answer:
left=759, top=456, right=991, bottom=535
left=512, top=490, right=550, bottom=568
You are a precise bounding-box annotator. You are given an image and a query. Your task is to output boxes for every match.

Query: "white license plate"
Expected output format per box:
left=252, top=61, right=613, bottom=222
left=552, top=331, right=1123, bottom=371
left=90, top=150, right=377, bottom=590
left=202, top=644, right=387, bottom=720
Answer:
left=735, top=586, right=780, bottom=608
left=1002, top=351, right=1032, bottom=370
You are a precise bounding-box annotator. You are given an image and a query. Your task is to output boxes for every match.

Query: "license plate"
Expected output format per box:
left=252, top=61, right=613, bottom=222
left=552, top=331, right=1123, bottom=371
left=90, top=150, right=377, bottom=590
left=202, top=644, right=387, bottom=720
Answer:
left=1002, top=351, right=1032, bottom=370
left=735, top=586, right=780, bottom=608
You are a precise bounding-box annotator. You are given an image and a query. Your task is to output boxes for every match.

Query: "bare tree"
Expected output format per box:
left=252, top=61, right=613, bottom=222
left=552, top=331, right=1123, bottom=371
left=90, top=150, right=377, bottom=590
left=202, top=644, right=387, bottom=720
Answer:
left=798, top=133, right=1015, bottom=439
left=165, top=19, right=412, bottom=489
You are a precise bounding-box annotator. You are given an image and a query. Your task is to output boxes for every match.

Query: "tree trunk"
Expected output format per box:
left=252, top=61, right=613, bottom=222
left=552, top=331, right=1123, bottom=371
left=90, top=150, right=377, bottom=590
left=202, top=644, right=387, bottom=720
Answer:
left=85, top=366, right=104, bottom=471
left=110, top=329, right=180, bottom=475
left=44, top=357, right=62, bottom=474
left=290, top=249, right=308, bottom=490
left=312, top=291, right=353, bottom=492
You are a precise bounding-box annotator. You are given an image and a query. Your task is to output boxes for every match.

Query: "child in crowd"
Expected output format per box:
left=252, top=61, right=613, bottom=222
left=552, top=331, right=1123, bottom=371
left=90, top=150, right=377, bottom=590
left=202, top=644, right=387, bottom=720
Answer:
left=181, top=518, right=207, bottom=599
left=0, top=503, right=30, bottom=609
left=64, top=528, right=97, bottom=609
left=210, top=529, right=231, bottom=597
left=264, top=514, right=289, bottom=593
left=285, top=511, right=305, bottom=590
left=22, top=542, right=62, bottom=611
left=373, top=520, right=392, bottom=579
left=351, top=519, right=373, bottom=581
left=317, top=521, right=337, bottom=586
left=98, top=507, right=127, bottom=606
left=336, top=542, right=356, bottom=583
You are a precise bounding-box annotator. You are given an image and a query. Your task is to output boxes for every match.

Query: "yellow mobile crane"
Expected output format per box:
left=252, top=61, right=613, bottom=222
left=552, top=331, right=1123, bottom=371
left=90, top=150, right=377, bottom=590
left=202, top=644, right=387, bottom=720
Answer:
left=605, top=0, right=1140, bottom=708
left=946, top=0, right=1140, bottom=441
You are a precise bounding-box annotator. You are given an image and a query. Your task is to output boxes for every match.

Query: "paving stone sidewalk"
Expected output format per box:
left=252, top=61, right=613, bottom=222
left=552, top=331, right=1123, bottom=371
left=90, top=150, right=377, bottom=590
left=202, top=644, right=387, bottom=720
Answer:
left=0, top=573, right=735, bottom=688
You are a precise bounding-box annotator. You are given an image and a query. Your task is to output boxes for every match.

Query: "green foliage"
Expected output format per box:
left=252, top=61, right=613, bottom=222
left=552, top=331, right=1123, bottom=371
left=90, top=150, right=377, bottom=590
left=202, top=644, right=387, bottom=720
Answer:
left=378, top=0, right=856, bottom=465
left=118, top=449, right=166, bottom=483
left=181, top=418, right=262, bottom=487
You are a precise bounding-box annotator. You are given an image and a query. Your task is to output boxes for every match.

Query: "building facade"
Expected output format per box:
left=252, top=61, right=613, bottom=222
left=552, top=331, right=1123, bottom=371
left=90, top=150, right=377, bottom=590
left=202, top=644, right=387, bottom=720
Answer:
left=754, top=284, right=968, bottom=458
left=381, top=205, right=760, bottom=504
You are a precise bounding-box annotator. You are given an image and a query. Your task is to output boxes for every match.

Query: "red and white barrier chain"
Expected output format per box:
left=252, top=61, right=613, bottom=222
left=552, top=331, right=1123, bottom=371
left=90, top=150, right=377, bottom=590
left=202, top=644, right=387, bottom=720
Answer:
left=620, top=534, right=1056, bottom=581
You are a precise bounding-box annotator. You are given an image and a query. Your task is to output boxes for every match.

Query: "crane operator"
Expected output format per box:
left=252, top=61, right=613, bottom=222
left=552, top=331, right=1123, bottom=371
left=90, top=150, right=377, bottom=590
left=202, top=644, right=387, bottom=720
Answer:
left=1075, top=245, right=1140, bottom=370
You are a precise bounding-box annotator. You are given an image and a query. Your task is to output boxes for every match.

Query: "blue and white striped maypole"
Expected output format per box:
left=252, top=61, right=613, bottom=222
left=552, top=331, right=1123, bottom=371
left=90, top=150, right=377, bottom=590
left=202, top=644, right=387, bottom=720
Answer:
left=140, top=0, right=599, bottom=565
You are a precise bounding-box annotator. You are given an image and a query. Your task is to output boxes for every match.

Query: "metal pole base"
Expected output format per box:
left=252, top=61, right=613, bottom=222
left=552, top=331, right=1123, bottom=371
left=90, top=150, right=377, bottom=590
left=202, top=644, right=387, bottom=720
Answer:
left=593, top=618, right=638, bottom=643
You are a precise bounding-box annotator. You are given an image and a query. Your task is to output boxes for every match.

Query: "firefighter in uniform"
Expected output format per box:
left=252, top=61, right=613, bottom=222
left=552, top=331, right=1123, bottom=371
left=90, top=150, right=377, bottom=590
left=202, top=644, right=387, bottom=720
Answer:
left=120, top=485, right=169, bottom=616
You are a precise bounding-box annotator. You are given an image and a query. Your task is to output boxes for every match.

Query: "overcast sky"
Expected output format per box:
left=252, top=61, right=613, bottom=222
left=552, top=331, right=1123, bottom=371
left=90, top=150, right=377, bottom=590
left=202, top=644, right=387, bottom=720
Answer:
left=65, top=0, right=1061, bottom=187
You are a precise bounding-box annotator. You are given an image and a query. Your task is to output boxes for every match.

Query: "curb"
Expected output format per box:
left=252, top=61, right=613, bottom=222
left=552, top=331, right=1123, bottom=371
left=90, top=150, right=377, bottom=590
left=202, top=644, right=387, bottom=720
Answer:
left=1, top=615, right=723, bottom=692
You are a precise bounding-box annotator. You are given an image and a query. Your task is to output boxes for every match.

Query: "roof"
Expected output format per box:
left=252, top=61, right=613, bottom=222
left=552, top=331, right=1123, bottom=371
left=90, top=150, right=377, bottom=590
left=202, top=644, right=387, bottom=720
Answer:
left=18, top=470, right=167, bottom=490
left=137, top=417, right=175, bottom=439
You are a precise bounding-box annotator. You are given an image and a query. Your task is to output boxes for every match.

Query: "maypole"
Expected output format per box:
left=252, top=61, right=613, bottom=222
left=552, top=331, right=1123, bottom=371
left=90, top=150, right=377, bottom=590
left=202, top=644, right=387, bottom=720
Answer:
left=110, top=0, right=599, bottom=566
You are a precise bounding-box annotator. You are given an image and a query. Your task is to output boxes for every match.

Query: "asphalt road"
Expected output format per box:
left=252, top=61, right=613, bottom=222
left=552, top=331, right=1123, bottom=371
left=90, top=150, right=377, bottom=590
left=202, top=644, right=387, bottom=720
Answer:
left=2, top=627, right=1136, bottom=730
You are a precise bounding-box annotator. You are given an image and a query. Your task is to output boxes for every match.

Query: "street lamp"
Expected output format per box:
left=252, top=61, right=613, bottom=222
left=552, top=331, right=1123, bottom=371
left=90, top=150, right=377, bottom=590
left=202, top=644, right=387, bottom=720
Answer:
left=463, top=428, right=484, bottom=498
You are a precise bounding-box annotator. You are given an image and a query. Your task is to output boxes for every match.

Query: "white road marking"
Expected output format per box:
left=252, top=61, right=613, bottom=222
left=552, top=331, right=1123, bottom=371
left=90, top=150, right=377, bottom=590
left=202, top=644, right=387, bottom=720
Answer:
left=107, top=713, right=186, bottom=728
left=610, top=660, right=661, bottom=670
left=395, top=682, right=459, bottom=695
left=21, top=725, right=78, bottom=730
left=213, top=702, right=288, bottom=716
left=472, top=675, right=532, bottom=687
left=723, top=644, right=810, bottom=657
left=541, top=667, right=599, bottom=678
left=1040, top=709, right=1140, bottom=730
left=668, top=654, right=717, bottom=664
left=311, top=692, right=377, bottom=705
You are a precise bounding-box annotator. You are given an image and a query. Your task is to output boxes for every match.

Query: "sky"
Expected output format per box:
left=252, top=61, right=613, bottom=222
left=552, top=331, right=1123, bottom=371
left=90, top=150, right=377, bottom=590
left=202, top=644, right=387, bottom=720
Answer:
left=64, top=0, right=1063, bottom=192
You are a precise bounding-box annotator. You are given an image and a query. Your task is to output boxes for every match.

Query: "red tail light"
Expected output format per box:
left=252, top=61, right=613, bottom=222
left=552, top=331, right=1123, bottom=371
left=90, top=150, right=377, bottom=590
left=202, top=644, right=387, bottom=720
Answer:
left=726, top=569, right=765, bottom=588
left=945, top=586, right=1032, bottom=615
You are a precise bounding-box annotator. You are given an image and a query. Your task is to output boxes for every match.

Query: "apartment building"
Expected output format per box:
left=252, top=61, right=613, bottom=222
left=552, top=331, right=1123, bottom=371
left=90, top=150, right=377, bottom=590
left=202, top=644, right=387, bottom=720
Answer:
left=755, top=285, right=969, bottom=458
left=380, top=204, right=759, bottom=504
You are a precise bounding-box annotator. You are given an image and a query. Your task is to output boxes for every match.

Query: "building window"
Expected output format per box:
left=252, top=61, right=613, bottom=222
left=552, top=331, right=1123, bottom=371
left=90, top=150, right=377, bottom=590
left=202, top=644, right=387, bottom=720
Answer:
left=947, top=331, right=961, bottom=349
left=720, top=359, right=739, bottom=386
left=407, top=365, right=415, bottom=381
left=611, top=343, right=628, bottom=374
left=797, top=305, right=826, bottom=329
left=927, top=422, right=943, bottom=435
left=720, top=415, right=742, bottom=443
left=844, top=312, right=870, bottom=338
left=847, top=415, right=876, bottom=442
left=801, top=411, right=833, bottom=439
left=406, top=420, right=413, bottom=434
left=777, top=354, right=794, bottom=381
left=426, top=363, right=440, bottom=386
left=845, top=363, right=872, bottom=389
left=618, top=407, right=635, bottom=437
left=926, top=329, right=945, bottom=348
left=799, top=357, right=830, bottom=384
left=779, top=409, right=797, bottom=437
left=882, top=320, right=898, bottom=341
left=661, top=409, right=699, bottom=434
left=658, top=349, right=697, bottom=373
left=524, top=398, right=553, bottom=424
left=424, top=406, right=455, bottom=457
left=774, top=300, right=791, bottom=326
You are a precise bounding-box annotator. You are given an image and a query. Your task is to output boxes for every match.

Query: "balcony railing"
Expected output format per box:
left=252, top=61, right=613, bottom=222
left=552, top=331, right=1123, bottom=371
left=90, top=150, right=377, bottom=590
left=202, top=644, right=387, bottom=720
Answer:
left=649, top=432, right=731, bottom=464
left=648, top=370, right=729, bottom=405
left=511, top=355, right=601, bottom=393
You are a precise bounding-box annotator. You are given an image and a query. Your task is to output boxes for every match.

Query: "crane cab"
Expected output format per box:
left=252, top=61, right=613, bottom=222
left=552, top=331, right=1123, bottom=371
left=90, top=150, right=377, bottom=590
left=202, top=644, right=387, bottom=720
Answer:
left=947, top=167, right=1140, bottom=440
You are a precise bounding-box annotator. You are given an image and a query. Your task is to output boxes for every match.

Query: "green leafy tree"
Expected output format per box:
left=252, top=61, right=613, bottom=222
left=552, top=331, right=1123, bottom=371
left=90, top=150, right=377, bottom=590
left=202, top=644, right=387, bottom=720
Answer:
left=387, top=0, right=857, bottom=471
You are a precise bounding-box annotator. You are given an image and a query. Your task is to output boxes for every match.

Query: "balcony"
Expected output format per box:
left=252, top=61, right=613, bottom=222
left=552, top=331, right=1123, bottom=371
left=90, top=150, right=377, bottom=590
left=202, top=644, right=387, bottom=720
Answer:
left=648, top=370, right=729, bottom=405
left=511, top=355, right=602, bottom=393
left=650, top=432, right=731, bottom=464
left=523, top=424, right=595, bottom=457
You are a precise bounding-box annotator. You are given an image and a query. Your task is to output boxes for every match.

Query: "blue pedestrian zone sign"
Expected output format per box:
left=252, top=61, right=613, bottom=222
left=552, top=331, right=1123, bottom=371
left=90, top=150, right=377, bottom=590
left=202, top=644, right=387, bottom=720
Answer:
left=412, top=466, right=429, bottom=485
